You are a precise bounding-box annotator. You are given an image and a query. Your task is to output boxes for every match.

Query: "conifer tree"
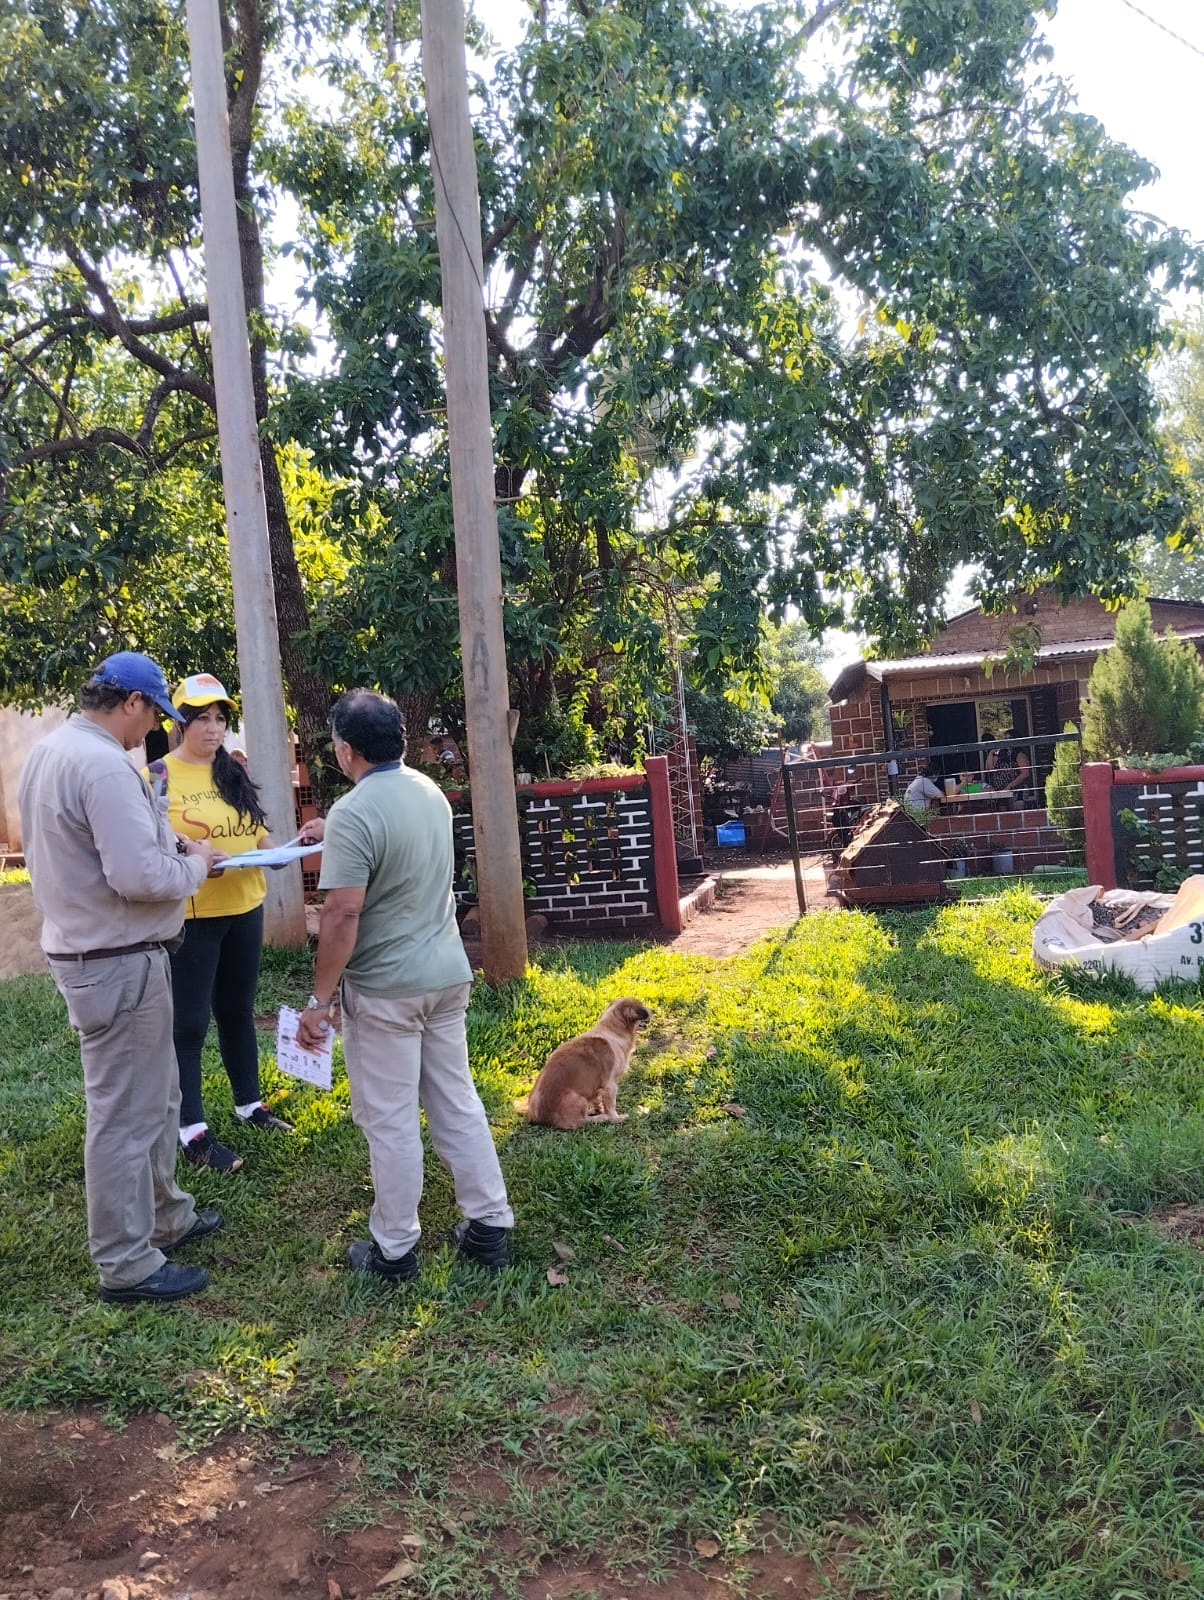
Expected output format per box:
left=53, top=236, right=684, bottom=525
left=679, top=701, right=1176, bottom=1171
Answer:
left=1081, top=600, right=1204, bottom=760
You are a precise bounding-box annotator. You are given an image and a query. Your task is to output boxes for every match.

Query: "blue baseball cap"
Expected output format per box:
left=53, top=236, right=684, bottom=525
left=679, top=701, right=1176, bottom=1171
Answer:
left=89, top=652, right=183, bottom=721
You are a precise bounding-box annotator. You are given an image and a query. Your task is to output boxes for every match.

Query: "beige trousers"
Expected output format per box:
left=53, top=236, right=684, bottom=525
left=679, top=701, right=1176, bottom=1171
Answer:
left=48, top=947, right=197, bottom=1289
left=341, top=979, right=513, bottom=1259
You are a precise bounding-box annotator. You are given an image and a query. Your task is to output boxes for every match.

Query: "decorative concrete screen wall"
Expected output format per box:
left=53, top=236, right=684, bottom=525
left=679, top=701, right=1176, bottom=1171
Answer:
left=451, top=761, right=680, bottom=933
left=1083, top=762, right=1204, bottom=890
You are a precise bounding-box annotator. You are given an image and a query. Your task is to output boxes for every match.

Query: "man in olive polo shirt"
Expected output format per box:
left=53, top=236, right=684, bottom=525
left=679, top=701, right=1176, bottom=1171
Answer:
left=18, top=652, right=221, bottom=1304
left=297, top=689, right=512, bottom=1279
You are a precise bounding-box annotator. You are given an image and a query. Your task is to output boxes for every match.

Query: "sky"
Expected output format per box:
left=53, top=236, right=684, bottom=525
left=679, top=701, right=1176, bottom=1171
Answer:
left=1041, top=0, right=1203, bottom=243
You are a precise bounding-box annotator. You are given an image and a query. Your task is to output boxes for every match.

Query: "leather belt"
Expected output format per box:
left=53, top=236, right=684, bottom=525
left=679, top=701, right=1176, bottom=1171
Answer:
left=46, top=940, right=168, bottom=962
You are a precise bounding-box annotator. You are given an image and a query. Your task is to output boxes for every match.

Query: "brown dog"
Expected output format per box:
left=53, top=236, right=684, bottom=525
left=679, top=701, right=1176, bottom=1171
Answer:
left=524, top=998, right=651, bottom=1129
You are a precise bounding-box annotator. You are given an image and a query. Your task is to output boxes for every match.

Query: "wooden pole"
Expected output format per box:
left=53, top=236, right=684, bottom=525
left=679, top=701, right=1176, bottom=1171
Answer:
left=185, top=0, right=306, bottom=945
left=420, top=0, right=528, bottom=982
left=782, top=766, right=808, bottom=917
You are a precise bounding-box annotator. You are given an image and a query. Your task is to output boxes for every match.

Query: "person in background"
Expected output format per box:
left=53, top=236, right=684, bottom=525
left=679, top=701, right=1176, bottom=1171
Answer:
left=156, top=674, right=293, bottom=1173
left=17, top=652, right=220, bottom=1304
left=903, top=762, right=946, bottom=822
left=985, top=729, right=1032, bottom=809
left=296, top=689, right=513, bottom=1280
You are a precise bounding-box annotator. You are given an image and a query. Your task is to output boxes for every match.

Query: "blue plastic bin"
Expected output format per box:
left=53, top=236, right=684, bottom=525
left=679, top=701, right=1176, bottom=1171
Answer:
left=716, top=821, right=746, bottom=847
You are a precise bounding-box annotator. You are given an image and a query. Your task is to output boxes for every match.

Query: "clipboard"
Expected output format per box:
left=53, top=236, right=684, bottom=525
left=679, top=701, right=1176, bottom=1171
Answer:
left=218, top=842, right=323, bottom=870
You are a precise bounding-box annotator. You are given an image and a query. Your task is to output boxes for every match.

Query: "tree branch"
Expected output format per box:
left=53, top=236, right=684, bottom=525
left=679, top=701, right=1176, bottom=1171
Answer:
left=63, top=244, right=216, bottom=407
left=9, top=428, right=147, bottom=470
left=800, top=0, right=850, bottom=44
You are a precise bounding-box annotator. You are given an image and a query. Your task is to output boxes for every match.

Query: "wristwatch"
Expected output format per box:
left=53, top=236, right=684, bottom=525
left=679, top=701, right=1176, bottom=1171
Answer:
left=305, top=994, right=332, bottom=1011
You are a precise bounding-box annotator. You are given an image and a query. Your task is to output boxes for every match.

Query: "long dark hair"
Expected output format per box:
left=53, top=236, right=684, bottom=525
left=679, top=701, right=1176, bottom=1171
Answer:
left=180, top=704, right=268, bottom=828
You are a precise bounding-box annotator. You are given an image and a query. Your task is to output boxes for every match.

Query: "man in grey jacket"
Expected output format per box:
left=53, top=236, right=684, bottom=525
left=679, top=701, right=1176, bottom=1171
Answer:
left=19, top=652, right=222, bottom=1304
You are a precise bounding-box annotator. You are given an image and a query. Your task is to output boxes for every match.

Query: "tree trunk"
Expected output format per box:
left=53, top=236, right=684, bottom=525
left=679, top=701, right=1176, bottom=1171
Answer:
left=399, top=691, right=438, bottom=763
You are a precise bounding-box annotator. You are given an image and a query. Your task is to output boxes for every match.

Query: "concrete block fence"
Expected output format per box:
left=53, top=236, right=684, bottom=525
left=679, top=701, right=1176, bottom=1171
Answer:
left=449, top=755, right=683, bottom=935
left=1083, top=761, right=1204, bottom=890
left=292, top=755, right=684, bottom=934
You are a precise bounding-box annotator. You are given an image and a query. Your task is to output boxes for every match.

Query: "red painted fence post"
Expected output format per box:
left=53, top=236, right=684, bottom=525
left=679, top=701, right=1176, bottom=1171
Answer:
left=645, top=755, right=682, bottom=934
left=1081, top=762, right=1117, bottom=890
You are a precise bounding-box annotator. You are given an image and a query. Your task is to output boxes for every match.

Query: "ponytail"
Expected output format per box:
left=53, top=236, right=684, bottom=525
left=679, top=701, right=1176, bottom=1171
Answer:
left=212, top=744, right=268, bottom=829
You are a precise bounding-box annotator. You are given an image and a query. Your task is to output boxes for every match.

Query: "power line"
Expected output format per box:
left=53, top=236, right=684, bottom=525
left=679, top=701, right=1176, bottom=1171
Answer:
left=1119, top=0, right=1204, bottom=62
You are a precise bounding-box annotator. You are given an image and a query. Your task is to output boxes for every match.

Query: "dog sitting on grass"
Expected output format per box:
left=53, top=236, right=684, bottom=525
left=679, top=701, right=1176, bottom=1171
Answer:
left=523, top=998, right=651, bottom=1129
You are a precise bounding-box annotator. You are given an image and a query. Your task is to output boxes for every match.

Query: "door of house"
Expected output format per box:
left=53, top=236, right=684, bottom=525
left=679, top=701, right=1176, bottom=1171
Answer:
left=925, top=702, right=978, bottom=778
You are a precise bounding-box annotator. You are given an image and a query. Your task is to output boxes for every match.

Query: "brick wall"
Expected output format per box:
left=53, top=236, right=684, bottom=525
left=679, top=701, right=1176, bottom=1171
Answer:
left=925, top=807, right=1068, bottom=874
left=927, top=593, right=1204, bottom=653
left=451, top=775, right=660, bottom=932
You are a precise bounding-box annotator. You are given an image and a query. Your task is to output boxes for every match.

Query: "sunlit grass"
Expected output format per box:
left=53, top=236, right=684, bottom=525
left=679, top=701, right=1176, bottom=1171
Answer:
left=4, top=894, right=1204, bottom=1595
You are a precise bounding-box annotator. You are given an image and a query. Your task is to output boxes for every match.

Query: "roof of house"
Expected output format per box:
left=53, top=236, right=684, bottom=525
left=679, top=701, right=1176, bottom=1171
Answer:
left=828, top=628, right=1204, bottom=703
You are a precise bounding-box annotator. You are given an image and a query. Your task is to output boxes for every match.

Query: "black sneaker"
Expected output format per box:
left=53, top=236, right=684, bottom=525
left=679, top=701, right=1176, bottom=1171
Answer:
left=346, top=1238, right=420, bottom=1281
left=99, top=1261, right=209, bottom=1304
left=455, top=1220, right=510, bottom=1273
left=241, top=1105, right=294, bottom=1133
left=181, top=1129, right=244, bottom=1172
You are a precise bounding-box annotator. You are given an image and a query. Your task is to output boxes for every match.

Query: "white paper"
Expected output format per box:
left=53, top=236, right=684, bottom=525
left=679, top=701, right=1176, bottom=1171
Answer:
left=217, top=842, right=323, bottom=870
left=275, top=1004, right=334, bottom=1090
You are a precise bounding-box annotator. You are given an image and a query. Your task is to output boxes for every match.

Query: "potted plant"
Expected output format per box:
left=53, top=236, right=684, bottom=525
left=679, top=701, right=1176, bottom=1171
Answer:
left=946, top=837, right=974, bottom=878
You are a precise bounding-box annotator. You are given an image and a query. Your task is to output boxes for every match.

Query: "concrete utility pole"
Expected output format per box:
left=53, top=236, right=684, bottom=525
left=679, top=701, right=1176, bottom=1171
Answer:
left=420, top=0, right=528, bottom=982
left=185, top=0, right=306, bottom=946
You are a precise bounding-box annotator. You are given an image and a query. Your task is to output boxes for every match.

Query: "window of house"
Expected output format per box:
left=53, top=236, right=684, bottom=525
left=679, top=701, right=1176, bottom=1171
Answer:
left=976, top=698, right=1030, bottom=740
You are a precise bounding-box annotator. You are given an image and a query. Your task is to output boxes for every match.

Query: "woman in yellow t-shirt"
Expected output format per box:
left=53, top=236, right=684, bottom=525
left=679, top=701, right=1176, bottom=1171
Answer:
left=154, top=674, right=293, bottom=1172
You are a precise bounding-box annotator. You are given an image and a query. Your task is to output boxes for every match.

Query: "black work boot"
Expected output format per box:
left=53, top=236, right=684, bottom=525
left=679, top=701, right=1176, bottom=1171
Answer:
left=454, top=1220, right=510, bottom=1273
left=346, top=1238, right=420, bottom=1281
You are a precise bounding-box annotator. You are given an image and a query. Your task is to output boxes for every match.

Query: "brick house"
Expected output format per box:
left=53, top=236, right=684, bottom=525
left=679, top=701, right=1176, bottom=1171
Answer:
left=828, top=592, right=1204, bottom=777
left=809, top=593, right=1204, bottom=872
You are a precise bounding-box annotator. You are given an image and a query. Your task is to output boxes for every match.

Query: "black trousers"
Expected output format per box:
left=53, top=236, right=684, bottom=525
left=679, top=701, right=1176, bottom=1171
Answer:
left=170, top=905, right=265, bottom=1127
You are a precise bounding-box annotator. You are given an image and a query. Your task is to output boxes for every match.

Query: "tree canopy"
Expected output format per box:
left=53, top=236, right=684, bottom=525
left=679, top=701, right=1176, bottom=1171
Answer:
left=2, top=0, right=1201, bottom=769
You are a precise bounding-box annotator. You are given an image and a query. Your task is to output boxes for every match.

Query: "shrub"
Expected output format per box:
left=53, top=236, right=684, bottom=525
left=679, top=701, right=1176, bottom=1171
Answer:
left=1044, top=728, right=1085, bottom=864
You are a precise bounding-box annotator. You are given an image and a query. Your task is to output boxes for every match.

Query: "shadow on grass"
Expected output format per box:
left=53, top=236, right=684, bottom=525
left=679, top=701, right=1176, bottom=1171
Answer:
left=7, top=902, right=1204, bottom=1596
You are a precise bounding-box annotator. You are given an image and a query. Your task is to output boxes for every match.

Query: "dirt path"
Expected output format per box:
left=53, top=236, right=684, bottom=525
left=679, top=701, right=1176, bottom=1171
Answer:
left=667, top=848, right=831, bottom=957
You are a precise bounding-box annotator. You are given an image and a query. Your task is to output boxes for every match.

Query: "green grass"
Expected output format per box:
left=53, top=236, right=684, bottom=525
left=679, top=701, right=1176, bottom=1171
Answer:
left=4, top=893, right=1204, bottom=1596
left=0, top=866, right=29, bottom=885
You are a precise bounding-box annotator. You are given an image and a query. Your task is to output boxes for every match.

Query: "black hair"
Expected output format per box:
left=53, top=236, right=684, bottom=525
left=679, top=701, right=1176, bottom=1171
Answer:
left=81, top=682, right=148, bottom=712
left=179, top=702, right=268, bottom=827
left=330, top=689, right=406, bottom=764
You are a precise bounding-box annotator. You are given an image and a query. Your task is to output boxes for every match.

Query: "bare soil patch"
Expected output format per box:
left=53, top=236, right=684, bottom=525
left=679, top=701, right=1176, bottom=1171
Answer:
left=0, top=1409, right=390, bottom=1600
left=0, top=882, right=46, bottom=981
left=0, top=1411, right=847, bottom=1600
left=1149, top=1202, right=1204, bottom=1243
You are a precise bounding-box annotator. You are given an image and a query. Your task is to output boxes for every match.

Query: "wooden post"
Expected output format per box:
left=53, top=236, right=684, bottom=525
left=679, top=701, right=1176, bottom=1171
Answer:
left=645, top=756, right=682, bottom=934
left=782, top=766, right=807, bottom=916
left=185, top=0, right=305, bottom=945
left=420, top=0, right=527, bottom=982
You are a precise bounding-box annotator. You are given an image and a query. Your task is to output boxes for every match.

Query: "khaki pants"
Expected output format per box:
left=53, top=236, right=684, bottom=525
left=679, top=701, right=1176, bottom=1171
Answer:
left=341, top=980, right=513, bottom=1259
left=49, top=947, right=197, bottom=1290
